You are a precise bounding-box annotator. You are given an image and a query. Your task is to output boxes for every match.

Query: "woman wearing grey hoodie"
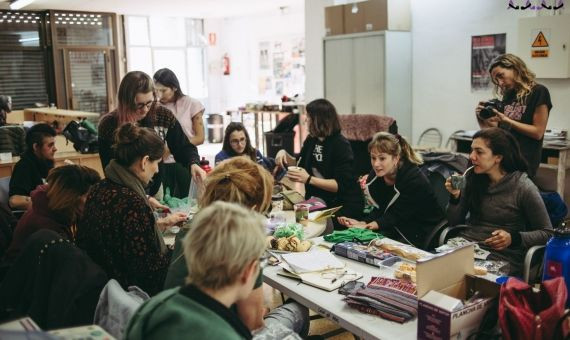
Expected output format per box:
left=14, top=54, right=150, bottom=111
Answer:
left=445, top=128, right=552, bottom=274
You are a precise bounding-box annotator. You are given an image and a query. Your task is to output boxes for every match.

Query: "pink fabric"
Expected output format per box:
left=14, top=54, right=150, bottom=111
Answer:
left=338, top=114, right=395, bottom=141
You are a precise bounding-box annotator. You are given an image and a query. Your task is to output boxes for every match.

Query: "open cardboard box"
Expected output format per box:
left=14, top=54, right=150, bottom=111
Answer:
left=416, top=245, right=500, bottom=340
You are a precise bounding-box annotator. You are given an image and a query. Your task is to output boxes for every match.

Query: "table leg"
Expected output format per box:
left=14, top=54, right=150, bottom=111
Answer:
left=557, top=149, right=567, bottom=199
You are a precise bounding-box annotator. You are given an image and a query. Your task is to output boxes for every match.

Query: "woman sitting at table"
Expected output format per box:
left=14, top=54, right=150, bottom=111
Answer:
left=164, top=156, right=309, bottom=337
left=275, top=98, right=363, bottom=224
left=4, top=164, right=100, bottom=261
left=337, top=132, right=445, bottom=248
left=125, top=202, right=268, bottom=340
left=77, top=123, right=187, bottom=296
left=215, top=122, right=275, bottom=171
left=445, top=127, right=552, bottom=274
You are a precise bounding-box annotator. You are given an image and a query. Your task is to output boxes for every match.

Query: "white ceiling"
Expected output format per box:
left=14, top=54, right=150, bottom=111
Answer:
left=0, top=0, right=305, bottom=18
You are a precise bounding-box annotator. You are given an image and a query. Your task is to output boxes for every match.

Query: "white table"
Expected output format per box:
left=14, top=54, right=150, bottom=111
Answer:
left=263, top=241, right=418, bottom=340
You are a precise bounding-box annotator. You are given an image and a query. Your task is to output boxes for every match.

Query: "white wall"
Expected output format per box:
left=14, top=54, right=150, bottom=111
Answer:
left=305, top=0, right=334, bottom=102
left=204, top=8, right=305, bottom=114
left=412, top=0, right=569, bottom=144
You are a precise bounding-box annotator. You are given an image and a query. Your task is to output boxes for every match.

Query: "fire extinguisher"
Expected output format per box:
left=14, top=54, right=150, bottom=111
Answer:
left=222, top=53, right=230, bottom=76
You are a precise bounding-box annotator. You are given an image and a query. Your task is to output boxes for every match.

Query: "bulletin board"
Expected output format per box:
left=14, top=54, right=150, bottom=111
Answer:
left=258, top=37, right=305, bottom=98
left=471, top=33, right=506, bottom=91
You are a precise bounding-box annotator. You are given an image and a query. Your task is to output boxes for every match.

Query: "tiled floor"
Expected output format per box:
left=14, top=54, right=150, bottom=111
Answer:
left=263, top=284, right=356, bottom=340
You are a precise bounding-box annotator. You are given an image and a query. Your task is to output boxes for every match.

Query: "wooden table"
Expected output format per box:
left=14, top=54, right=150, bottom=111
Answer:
left=0, top=151, right=103, bottom=178
left=23, top=108, right=100, bottom=128
left=450, top=135, right=570, bottom=198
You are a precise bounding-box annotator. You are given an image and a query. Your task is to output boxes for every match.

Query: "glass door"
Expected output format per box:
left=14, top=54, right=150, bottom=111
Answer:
left=64, top=49, right=115, bottom=113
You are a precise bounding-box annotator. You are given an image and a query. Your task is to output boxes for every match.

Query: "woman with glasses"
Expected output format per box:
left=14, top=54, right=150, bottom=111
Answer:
left=98, top=71, right=206, bottom=198
left=215, top=122, right=275, bottom=171
left=153, top=68, right=205, bottom=198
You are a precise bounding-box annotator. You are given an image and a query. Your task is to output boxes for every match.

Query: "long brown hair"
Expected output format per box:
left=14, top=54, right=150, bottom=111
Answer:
left=368, top=132, right=422, bottom=166
left=116, top=71, right=156, bottom=124
left=200, top=157, right=273, bottom=213
left=46, top=165, right=101, bottom=223
left=306, top=98, right=341, bottom=138
left=488, top=53, right=536, bottom=103
left=221, top=122, right=257, bottom=161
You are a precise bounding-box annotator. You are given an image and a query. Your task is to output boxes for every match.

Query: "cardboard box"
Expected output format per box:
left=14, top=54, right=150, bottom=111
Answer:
left=362, top=0, right=388, bottom=32
left=325, top=5, right=345, bottom=36
left=416, top=245, right=500, bottom=340
left=343, top=3, right=365, bottom=34
left=342, top=0, right=410, bottom=34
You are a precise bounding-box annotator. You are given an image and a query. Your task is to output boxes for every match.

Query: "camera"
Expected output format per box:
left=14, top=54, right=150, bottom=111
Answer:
left=479, top=99, right=504, bottom=119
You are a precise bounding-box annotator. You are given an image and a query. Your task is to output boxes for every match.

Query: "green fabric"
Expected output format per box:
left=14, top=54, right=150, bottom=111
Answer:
left=161, top=187, right=190, bottom=209
left=125, top=287, right=245, bottom=340
left=105, top=159, right=166, bottom=254
left=323, top=228, right=383, bottom=243
left=164, top=228, right=263, bottom=290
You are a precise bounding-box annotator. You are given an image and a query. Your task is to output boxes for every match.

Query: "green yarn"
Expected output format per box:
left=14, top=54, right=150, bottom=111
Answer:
left=323, top=228, right=383, bottom=244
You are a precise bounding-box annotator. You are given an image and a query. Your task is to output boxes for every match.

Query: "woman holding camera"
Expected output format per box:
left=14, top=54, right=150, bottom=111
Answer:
left=274, top=98, right=364, bottom=224
left=445, top=128, right=552, bottom=275
left=476, top=53, right=552, bottom=178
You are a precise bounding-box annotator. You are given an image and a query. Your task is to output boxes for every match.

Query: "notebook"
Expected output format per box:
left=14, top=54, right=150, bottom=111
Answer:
left=278, top=263, right=363, bottom=291
left=308, top=206, right=342, bottom=222
left=281, top=251, right=345, bottom=273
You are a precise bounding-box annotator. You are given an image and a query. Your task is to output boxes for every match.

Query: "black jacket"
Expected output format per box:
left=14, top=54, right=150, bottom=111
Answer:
left=299, top=132, right=363, bottom=219
left=364, top=160, right=445, bottom=247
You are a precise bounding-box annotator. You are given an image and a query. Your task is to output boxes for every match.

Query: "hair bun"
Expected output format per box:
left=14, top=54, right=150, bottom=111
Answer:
left=115, top=123, right=140, bottom=145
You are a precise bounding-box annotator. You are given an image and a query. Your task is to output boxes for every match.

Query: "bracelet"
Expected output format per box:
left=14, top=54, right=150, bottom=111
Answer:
left=305, top=175, right=312, bottom=185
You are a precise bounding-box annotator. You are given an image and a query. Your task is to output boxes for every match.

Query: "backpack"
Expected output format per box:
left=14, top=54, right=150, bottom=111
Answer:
left=63, top=120, right=98, bottom=154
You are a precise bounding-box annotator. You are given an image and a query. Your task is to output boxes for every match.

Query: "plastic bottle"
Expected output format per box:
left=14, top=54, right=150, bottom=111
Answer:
left=542, top=226, right=570, bottom=307
left=199, top=157, right=212, bottom=173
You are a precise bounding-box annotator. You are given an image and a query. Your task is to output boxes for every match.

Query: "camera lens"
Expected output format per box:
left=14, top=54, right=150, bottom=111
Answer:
left=479, top=106, right=496, bottom=119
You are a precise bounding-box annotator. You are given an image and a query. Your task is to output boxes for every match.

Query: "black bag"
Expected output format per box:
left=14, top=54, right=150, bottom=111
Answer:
left=63, top=121, right=98, bottom=154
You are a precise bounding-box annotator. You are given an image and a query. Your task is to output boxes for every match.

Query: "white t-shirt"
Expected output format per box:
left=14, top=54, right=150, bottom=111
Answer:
left=163, top=95, right=204, bottom=164
left=163, top=95, right=204, bottom=139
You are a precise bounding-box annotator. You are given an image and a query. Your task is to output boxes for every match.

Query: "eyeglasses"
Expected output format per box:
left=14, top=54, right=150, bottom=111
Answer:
left=230, top=137, right=247, bottom=146
left=135, top=99, right=156, bottom=111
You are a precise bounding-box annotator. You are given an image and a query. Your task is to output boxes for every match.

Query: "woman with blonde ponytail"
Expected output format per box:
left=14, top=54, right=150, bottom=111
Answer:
left=337, top=132, right=445, bottom=249
left=476, top=53, right=552, bottom=178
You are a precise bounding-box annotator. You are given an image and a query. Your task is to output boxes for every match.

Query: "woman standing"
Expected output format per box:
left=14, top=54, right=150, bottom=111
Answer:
left=477, top=53, right=552, bottom=178
left=337, top=132, right=445, bottom=248
left=445, top=128, right=552, bottom=274
left=275, top=98, right=363, bottom=224
left=215, top=122, right=275, bottom=171
left=78, top=124, right=187, bottom=295
left=154, top=68, right=205, bottom=197
left=98, top=71, right=205, bottom=198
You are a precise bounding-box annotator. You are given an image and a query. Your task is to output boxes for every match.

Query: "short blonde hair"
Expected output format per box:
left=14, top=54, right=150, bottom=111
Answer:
left=183, top=201, right=266, bottom=290
left=200, top=156, right=273, bottom=213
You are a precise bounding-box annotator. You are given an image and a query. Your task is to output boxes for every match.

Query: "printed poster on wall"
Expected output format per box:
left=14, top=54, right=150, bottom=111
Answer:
left=257, top=37, right=305, bottom=99
left=471, top=33, right=506, bottom=91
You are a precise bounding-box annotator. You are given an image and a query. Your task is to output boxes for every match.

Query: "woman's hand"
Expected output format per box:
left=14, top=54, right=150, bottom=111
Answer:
left=286, top=167, right=310, bottom=184
left=274, top=149, right=289, bottom=170
left=157, top=212, right=188, bottom=231
left=476, top=102, right=500, bottom=128
left=484, top=230, right=512, bottom=250
left=337, top=216, right=363, bottom=227
left=149, top=196, right=168, bottom=210
left=191, top=164, right=207, bottom=185
left=444, top=177, right=461, bottom=199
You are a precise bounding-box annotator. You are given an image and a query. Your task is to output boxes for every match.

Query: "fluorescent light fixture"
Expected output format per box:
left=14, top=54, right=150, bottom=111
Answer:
left=18, top=37, right=39, bottom=42
left=351, top=3, right=358, bottom=13
left=10, top=0, right=35, bottom=10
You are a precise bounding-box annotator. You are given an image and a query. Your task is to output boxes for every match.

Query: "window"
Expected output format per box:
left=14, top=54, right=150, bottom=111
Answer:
left=125, top=16, right=208, bottom=101
left=0, top=11, right=48, bottom=110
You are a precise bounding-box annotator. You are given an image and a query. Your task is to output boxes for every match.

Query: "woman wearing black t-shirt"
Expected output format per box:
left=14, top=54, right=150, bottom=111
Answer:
left=275, top=98, right=364, bottom=223
left=476, top=53, right=552, bottom=178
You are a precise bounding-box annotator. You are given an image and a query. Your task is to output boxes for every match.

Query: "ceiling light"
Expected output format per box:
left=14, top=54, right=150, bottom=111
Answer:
left=351, top=3, right=358, bottom=14
left=10, top=0, right=34, bottom=10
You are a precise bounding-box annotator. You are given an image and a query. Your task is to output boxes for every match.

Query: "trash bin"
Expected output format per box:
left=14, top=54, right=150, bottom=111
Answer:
left=206, top=114, right=224, bottom=143
left=264, top=132, right=294, bottom=159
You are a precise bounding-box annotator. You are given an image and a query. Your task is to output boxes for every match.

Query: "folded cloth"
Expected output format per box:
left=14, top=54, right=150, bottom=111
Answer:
left=324, top=229, right=382, bottom=244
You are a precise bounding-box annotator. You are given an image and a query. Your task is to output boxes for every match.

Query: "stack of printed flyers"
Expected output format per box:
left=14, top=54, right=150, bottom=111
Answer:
left=278, top=251, right=363, bottom=291
left=344, top=277, right=418, bottom=323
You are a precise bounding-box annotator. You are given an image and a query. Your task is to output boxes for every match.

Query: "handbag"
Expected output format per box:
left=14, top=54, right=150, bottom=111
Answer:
left=499, top=277, right=568, bottom=340
left=63, top=120, right=99, bottom=154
